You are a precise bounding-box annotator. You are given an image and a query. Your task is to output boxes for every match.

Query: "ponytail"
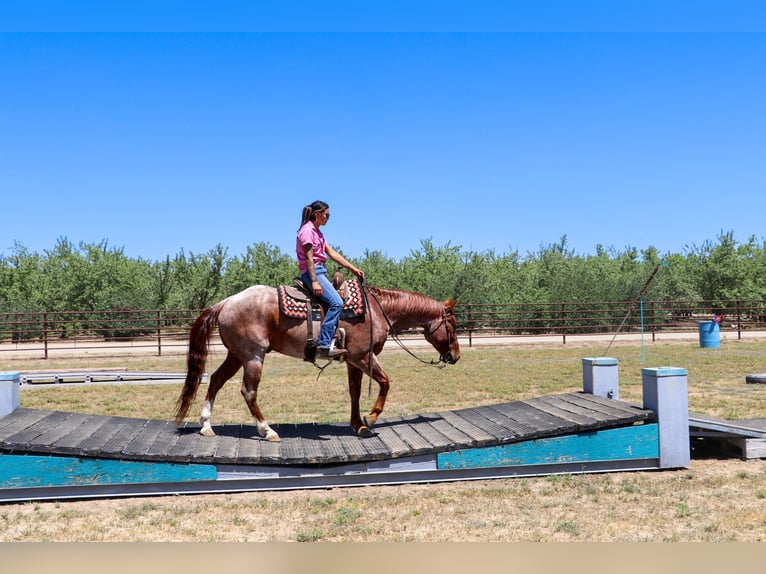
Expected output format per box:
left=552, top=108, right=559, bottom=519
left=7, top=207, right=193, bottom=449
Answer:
left=299, top=200, right=329, bottom=228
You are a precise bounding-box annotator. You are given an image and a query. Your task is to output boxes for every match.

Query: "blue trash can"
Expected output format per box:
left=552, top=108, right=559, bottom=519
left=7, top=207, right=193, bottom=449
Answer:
left=698, top=321, right=720, bottom=349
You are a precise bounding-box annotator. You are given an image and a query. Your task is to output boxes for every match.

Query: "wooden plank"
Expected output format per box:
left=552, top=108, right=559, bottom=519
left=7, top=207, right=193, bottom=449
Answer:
left=424, top=416, right=475, bottom=449
left=371, top=424, right=412, bottom=458
left=561, top=393, right=653, bottom=423
left=165, top=424, right=208, bottom=463
left=234, top=428, right=263, bottom=463
left=389, top=421, right=438, bottom=456
left=275, top=425, right=306, bottom=464
left=573, top=393, right=654, bottom=421
left=524, top=396, right=602, bottom=429
left=138, top=422, right=185, bottom=462
left=471, top=405, right=530, bottom=440
left=74, top=416, right=132, bottom=454
left=25, top=413, right=96, bottom=452
left=0, top=409, right=53, bottom=439
left=122, top=419, right=172, bottom=458
left=255, top=437, right=283, bottom=465
left=540, top=395, right=613, bottom=424
left=210, top=424, right=243, bottom=464
left=295, top=424, right=331, bottom=464
left=438, top=423, right=660, bottom=470
left=48, top=414, right=113, bottom=455
left=96, top=418, right=151, bottom=459
left=493, top=401, right=574, bottom=436
left=1, top=411, right=74, bottom=449
left=338, top=432, right=371, bottom=461
left=406, top=416, right=455, bottom=451
left=438, top=410, right=496, bottom=447
left=189, top=432, right=222, bottom=464
left=356, top=432, right=392, bottom=460
left=448, top=408, right=517, bottom=442
left=304, top=423, right=348, bottom=463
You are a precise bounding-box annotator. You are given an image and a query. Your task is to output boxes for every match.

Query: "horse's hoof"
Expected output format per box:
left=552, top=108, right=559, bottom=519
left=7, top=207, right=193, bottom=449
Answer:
left=200, top=427, right=216, bottom=437
left=362, top=414, right=377, bottom=428
left=265, top=430, right=281, bottom=442
left=357, top=426, right=374, bottom=438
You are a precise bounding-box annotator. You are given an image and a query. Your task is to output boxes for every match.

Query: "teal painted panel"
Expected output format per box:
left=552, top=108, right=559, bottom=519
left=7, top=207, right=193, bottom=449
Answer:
left=642, top=367, right=687, bottom=377
left=438, top=424, right=659, bottom=470
left=582, top=357, right=619, bottom=366
left=0, top=454, right=217, bottom=488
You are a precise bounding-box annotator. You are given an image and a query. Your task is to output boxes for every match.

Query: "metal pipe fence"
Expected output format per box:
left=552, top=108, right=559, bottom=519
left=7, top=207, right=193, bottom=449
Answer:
left=1, top=299, right=765, bottom=357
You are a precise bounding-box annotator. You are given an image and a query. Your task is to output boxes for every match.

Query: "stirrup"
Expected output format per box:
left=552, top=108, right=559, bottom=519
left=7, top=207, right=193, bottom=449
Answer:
left=335, top=328, right=346, bottom=350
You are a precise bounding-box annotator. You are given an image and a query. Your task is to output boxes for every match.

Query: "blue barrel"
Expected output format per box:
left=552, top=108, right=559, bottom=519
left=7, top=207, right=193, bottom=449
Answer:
left=698, top=321, right=720, bottom=348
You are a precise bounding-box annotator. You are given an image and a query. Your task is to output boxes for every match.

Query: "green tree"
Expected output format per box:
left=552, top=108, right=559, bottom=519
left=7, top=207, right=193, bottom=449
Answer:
left=221, top=242, right=296, bottom=295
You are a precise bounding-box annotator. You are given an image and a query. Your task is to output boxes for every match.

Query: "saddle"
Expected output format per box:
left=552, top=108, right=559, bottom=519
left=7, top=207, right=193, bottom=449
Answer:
left=277, top=274, right=366, bottom=362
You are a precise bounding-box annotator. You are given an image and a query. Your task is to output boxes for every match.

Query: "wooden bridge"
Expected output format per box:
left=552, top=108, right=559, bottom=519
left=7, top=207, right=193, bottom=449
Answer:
left=0, top=360, right=728, bottom=503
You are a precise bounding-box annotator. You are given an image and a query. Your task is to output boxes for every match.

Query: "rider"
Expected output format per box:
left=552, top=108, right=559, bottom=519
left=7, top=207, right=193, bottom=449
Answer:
left=296, top=200, right=365, bottom=359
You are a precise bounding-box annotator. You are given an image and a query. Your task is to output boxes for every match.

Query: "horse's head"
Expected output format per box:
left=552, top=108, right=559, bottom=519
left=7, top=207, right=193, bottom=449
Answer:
left=424, top=298, right=461, bottom=365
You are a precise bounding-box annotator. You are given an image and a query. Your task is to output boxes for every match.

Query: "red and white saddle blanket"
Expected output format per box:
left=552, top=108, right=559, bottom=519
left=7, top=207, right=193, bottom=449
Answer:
left=277, top=278, right=366, bottom=320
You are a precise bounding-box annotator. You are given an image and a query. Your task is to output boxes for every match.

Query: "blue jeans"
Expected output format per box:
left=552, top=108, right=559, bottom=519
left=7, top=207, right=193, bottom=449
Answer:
left=301, top=266, right=343, bottom=348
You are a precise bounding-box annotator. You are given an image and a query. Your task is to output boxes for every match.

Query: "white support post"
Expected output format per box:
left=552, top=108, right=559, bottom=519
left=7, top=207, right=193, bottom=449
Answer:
left=0, top=371, right=21, bottom=418
left=582, top=357, right=619, bottom=400
left=642, top=367, right=690, bottom=469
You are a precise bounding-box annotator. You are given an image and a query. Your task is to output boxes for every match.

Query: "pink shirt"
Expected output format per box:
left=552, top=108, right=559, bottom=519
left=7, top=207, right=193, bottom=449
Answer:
left=296, top=221, right=327, bottom=274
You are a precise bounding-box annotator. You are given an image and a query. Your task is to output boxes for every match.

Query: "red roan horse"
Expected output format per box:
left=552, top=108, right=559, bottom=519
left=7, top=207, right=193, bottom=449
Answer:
left=175, top=282, right=460, bottom=440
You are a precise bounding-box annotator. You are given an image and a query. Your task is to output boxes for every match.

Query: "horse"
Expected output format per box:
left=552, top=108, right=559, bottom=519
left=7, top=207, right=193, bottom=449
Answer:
left=174, top=282, right=460, bottom=441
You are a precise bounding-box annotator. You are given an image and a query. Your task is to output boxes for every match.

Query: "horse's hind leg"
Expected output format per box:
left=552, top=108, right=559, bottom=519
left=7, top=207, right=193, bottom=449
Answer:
left=200, top=352, right=241, bottom=436
left=241, top=355, right=280, bottom=442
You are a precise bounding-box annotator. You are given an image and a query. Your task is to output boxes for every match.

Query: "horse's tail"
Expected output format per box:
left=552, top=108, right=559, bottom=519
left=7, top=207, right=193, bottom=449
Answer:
left=174, top=301, right=225, bottom=426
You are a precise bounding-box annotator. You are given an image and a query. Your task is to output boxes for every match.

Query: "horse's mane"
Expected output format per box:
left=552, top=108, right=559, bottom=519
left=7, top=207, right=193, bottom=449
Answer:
left=367, top=286, right=443, bottom=319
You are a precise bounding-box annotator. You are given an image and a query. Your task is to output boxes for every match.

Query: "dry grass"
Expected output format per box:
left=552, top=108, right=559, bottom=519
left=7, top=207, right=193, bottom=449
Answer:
left=3, top=337, right=766, bottom=541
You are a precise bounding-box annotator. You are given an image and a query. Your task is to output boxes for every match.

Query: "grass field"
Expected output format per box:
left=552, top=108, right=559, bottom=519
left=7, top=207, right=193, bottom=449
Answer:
left=3, top=337, right=766, bottom=541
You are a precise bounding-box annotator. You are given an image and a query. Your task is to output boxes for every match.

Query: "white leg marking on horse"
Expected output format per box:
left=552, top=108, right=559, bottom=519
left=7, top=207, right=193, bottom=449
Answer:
left=200, top=400, right=216, bottom=436
left=256, top=419, right=280, bottom=442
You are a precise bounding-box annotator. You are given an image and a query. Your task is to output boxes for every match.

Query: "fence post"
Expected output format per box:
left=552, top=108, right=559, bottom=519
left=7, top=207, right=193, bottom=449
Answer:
left=562, top=303, right=567, bottom=345
left=736, top=300, right=742, bottom=340
left=467, top=304, right=473, bottom=348
left=43, top=312, right=49, bottom=360
left=157, top=310, right=162, bottom=356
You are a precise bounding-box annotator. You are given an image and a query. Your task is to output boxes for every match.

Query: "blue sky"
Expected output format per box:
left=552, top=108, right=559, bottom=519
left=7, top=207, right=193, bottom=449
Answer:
left=1, top=3, right=765, bottom=264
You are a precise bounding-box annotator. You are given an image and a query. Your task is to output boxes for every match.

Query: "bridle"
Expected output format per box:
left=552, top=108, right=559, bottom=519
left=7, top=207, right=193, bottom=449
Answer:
left=425, top=309, right=458, bottom=365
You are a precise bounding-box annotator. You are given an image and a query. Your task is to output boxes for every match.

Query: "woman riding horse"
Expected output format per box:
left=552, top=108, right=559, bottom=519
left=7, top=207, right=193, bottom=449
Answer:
left=296, top=200, right=365, bottom=360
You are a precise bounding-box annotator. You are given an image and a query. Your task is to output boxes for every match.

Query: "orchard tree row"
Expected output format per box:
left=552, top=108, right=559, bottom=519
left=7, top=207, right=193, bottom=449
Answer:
left=2, top=231, right=766, bottom=315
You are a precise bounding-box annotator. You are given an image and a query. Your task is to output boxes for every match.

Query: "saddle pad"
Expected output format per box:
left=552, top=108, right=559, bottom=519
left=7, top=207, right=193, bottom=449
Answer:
left=278, top=279, right=366, bottom=320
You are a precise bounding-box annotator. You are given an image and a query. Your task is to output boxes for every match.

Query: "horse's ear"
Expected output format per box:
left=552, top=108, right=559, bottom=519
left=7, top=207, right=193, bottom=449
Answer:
left=445, top=297, right=459, bottom=311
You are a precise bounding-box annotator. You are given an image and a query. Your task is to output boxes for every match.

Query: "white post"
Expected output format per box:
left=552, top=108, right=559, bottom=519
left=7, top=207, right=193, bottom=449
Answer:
left=0, top=371, right=21, bottom=418
left=642, top=367, right=690, bottom=468
left=582, top=357, right=619, bottom=400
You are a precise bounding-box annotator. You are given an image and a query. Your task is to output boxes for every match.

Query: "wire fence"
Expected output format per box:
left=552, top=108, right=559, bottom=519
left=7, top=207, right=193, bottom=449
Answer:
left=2, top=299, right=765, bottom=358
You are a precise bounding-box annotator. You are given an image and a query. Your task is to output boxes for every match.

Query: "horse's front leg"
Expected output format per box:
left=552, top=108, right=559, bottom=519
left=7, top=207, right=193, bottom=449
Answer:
left=241, top=356, right=280, bottom=442
left=347, top=356, right=390, bottom=438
